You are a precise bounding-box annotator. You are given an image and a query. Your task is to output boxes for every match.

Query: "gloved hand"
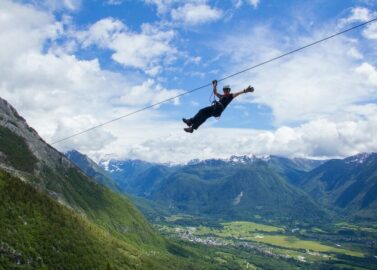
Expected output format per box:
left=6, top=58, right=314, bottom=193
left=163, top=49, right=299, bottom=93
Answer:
left=212, top=80, right=218, bottom=87
left=244, top=85, right=254, bottom=93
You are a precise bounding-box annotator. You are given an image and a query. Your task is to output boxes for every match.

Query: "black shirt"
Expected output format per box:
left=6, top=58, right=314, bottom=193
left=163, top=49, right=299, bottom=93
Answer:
left=219, top=93, right=234, bottom=109
left=213, top=93, right=233, bottom=117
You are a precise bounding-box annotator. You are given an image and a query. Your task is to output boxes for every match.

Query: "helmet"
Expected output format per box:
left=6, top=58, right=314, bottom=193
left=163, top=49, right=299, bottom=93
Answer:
left=223, top=85, right=231, bottom=91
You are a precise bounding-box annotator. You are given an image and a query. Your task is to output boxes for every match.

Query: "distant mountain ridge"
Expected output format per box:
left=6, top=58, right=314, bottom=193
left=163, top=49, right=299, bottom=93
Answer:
left=148, top=160, right=328, bottom=223
left=96, top=154, right=325, bottom=196
left=99, top=154, right=324, bottom=172
left=176, top=154, right=325, bottom=169
left=81, top=152, right=377, bottom=223
left=87, top=154, right=329, bottom=224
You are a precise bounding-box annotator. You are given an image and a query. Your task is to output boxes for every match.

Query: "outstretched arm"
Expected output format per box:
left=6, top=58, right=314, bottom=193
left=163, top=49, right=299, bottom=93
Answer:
left=233, top=85, right=254, bottom=98
left=212, top=80, right=222, bottom=98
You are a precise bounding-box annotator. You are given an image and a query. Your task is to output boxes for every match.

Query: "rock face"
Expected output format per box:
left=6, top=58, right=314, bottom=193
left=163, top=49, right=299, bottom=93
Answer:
left=0, top=96, right=163, bottom=245
left=0, top=97, right=73, bottom=174
left=0, top=97, right=90, bottom=211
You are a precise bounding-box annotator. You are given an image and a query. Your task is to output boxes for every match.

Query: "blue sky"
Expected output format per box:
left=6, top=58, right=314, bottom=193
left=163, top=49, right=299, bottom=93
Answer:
left=1, top=0, right=377, bottom=162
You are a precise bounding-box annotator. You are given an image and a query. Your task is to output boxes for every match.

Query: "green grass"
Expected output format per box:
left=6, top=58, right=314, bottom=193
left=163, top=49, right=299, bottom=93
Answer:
left=195, top=221, right=284, bottom=237
left=165, top=214, right=195, bottom=222
left=222, top=221, right=284, bottom=233
left=248, top=235, right=364, bottom=257
left=172, top=240, right=308, bottom=270
left=312, top=227, right=327, bottom=233
left=335, top=222, right=377, bottom=234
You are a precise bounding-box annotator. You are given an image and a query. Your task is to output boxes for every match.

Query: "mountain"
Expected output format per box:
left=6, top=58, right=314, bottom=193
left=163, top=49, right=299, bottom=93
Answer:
left=185, top=155, right=324, bottom=170
left=265, top=156, right=326, bottom=185
left=148, top=160, right=328, bottom=224
left=0, top=168, right=149, bottom=269
left=66, top=149, right=119, bottom=191
left=300, top=153, right=377, bottom=220
left=98, top=159, right=159, bottom=193
left=99, top=155, right=325, bottom=195
left=0, top=97, right=208, bottom=269
left=99, top=156, right=328, bottom=224
left=98, top=152, right=377, bottom=225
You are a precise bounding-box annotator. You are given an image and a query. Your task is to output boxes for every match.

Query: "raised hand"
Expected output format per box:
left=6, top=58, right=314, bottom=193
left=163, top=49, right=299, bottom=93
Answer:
left=212, top=80, right=218, bottom=87
left=244, top=85, right=254, bottom=93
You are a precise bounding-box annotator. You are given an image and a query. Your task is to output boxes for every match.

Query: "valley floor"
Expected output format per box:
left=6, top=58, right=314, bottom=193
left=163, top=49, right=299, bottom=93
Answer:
left=153, top=214, right=377, bottom=270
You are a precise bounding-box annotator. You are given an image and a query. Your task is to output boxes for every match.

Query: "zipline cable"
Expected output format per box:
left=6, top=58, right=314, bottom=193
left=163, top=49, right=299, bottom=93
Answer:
left=51, top=17, right=377, bottom=145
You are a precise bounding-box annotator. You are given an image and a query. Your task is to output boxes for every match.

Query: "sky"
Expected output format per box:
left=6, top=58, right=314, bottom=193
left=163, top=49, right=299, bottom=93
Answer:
left=1, top=0, right=377, bottom=163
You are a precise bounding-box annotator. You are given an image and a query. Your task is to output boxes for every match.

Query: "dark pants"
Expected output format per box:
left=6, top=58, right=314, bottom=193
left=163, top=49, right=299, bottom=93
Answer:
left=190, top=105, right=222, bottom=130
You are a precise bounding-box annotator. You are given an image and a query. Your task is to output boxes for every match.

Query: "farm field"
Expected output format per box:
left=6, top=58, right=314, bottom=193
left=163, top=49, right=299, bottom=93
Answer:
left=156, top=217, right=373, bottom=268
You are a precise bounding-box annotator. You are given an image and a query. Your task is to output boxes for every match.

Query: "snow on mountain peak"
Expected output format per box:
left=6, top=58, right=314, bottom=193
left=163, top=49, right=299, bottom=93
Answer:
left=227, top=154, right=257, bottom=164
left=186, top=154, right=261, bottom=166
left=99, top=160, right=110, bottom=171
left=345, top=153, right=373, bottom=164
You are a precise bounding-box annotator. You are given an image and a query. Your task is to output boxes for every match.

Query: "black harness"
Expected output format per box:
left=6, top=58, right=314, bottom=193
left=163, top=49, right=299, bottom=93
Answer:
left=212, top=93, right=234, bottom=117
left=212, top=100, right=224, bottom=117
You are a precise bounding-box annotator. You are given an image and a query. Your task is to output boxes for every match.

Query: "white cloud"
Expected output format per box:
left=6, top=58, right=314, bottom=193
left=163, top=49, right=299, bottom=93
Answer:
left=0, top=0, right=183, bottom=154
left=171, top=3, right=222, bottom=25
left=145, top=0, right=223, bottom=25
left=51, top=115, right=116, bottom=151
left=347, top=7, right=374, bottom=21
left=116, top=79, right=182, bottom=107
left=363, top=22, right=377, bottom=39
left=233, top=0, right=243, bottom=9
left=98, top=103, right=377, bottom=163
left=100, top=104, right=377, bottom=163
left=338, top=7, right=376, bottom=27
left=77, top=18, right=177, bottom=75
left=61, top=0, right=80, bottom=10
left=144, top=0, right=176, bottom=15
left=213, top=24, right=377, bottom=126
left=0, top=1, right=60, bottom=66
left=68, top=12, right=377, bottom=164
left=111, top=28, right=176, bottom=71
left=40, top=0, right=82, bottom=11
left=347, top=47, right=363, bottom=59
left=355, top=62, right=377, bottom=86
left=105, top=0, right=123, bottom=5
left=233, top=0, right=260, bottom=9
left=79, top=17, right=125, bottom=48
left=248, top=0, right=260, bottom=9
left=1, top=0, right=377, bottom=164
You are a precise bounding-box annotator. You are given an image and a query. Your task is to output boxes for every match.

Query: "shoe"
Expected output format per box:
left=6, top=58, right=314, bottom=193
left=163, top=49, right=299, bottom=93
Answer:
left=182, top=118, right=192, bottom=126
left=184, top=127, right=193, bottom=133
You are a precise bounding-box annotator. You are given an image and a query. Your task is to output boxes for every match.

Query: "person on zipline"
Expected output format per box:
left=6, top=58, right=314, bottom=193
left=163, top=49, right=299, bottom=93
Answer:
left=182, top=80, right=254, bottom=133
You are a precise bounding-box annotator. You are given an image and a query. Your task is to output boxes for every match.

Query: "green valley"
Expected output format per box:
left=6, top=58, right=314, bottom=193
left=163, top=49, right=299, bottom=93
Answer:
left=69, top=149, right=377, bottom=269
left=155, top=216, right=376, bottom=269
